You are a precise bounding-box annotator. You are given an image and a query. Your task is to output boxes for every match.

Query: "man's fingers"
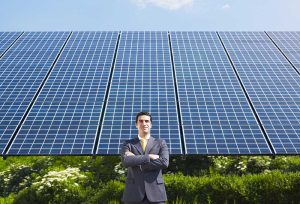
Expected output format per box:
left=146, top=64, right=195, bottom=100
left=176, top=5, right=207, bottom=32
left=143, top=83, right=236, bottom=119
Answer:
left=125, top=152, right=135, bottom=156
left=149, top=154, right=159, bottom=160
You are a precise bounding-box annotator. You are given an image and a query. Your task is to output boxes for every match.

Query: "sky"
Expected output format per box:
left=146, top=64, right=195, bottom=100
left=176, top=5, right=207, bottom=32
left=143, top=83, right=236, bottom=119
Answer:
left=0, top=0, right=300, bottom=31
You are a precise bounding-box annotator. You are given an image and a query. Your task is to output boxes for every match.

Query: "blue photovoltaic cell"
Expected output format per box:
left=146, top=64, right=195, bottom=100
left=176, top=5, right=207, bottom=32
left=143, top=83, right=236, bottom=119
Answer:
left=8, top=32, right=118, bottom=155
left=219, top=32, right=300, bottom=154
left=267, top=32, right=300, bottom=73
left=97, top=31, right=182, bottom=154
left=0, top=32, right=21, bottom=56
left=0, top=32, right=69, bottom=155
left=170, top=32, right=272, bottom=154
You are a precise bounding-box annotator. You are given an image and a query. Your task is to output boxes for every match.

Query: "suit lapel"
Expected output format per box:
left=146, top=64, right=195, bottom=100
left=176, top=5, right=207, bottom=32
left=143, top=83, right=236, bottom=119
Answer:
left=145, top=136, right=154, bottom=154
left=132, top=137, right=143, bottom=155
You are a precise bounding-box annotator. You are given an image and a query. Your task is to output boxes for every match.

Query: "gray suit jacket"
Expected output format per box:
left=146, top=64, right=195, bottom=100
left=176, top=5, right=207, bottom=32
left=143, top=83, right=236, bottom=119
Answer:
left=121, top=136, right=169, bottom=202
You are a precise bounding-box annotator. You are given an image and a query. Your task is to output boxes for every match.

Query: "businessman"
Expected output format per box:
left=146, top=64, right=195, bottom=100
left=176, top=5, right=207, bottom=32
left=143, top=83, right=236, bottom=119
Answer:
left=121, top=112, right=169, bottom=204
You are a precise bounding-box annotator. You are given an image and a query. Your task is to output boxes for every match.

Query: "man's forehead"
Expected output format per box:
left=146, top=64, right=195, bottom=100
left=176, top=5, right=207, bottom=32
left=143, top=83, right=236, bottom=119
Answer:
left=138, top=115, right=151, bottom=120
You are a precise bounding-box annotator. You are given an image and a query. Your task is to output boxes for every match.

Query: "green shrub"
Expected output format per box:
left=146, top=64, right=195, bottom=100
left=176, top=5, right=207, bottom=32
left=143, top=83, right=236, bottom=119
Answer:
left=165, top=174, right=241, bottom=204
left=289, top=172, right=300, bottom=202
left=0, top=164, right=34, bottom=197
left=205, top=175, right=241, bottom=203
left=0, top=157, right=50, bottom=172
left=246, top=156, right=271, bottom=174
left=165, top=171, right=300, bottom=203
left=243, top=171, right=296, bottom=204
left=80, top=156, right=123, bottom=185
left=270, top=157, right=300, bottom=173
left=6, top=167, right=300, bottom=203
left=164, top=173, right=201, bottom=203
left=168, top=155, right=212, bottom=176
left=0, top=157, right=55, bottom=197
left=84, top=180, right=124, bottom=204
left=0, top=193, right=15, bottom=204
left=14, top=167, right=88, bottom=204
left=2, top=156, right=300, bottom=203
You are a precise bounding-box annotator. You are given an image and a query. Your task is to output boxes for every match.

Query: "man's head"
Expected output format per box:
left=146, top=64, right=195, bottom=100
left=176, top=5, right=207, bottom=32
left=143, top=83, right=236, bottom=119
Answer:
left=135, top=112, right=152, bottom=136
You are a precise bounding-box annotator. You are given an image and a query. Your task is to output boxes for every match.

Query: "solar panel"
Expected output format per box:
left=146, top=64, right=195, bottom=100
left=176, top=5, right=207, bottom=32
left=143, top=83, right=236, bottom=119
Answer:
left=170, top=32, right=272, bottom=154
left=267, top=31, right=300, bottom=73
left=8, top=32, right=118, bottom=155
left=0, top=32, right=21, bottom=57
left=97, top=31, right=182, bottom=154
left=1, top=31, right=299, bottom=156
left=0, top=32, right=69, bottom=155
left=219, top=32, right=300, bottom=154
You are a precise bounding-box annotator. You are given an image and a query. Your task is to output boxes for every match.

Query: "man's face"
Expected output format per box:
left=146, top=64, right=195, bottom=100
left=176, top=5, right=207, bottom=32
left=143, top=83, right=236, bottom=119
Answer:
left=136, top=115, right=152, bottom=134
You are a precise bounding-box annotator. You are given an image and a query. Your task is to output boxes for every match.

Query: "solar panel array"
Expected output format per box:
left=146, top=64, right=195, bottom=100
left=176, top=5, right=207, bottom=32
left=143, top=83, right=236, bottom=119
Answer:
left=0, top=32, right=69, bottom=155
left=97, top=32, right=182, bottom=154
left=0, top=31, right=299, bottom=156
left=267, top=32, right=300, bottom=73
left=8, top=32, right=118, bottom=155
left=0, top=32, right=21, bottom=56
left=171, top=32, right=272, bottom=154
left=219, top=32, right=300, bottom=154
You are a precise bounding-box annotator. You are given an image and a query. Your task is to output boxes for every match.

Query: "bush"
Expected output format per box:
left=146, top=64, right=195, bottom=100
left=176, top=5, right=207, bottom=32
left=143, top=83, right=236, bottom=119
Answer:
left=289, top=172, right=300, bottom=201
left=243, top=171, right=295, bottom=203
left=164, top=173, right=204, bottom=203
left=81, top=171, right=300, bottom=203
left=0, top=164, right=35, bottom=197
left=84, top=180, right=124, bottom=203
left=0, top=193, right=15, bottom=204
left=168, top=155, right=212, bottom=176
left=1, top=165, right=300, bottom=203
left=164, top=171, right=300, bottom=203
left=204, top=175, right=241, bottom=203
left=165, top=174, right=239, bottom=203
left=2, top=156, right=300, bottom=203
left=80, top=156, right=123, bottom=184
left=210, top=156, right=300, bottom=176
left=0, top=157, right=54, bottom=197
left=14, top=167, right=88, bottom=204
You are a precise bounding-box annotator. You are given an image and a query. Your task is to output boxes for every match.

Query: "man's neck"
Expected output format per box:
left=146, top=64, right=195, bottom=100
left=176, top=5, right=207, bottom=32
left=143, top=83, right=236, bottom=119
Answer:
left=139, top=133, right=150, bottom=139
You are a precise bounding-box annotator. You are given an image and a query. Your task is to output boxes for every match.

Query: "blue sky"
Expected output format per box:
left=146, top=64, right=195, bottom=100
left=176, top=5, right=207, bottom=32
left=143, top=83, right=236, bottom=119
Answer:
left=1, top=0, right=300, bottom=31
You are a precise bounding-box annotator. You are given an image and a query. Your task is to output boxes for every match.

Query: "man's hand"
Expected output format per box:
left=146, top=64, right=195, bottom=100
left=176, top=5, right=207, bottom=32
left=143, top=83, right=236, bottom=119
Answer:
left=125, top=151, right=135, bottom=156
left=149, top=154, right=159, bottom=160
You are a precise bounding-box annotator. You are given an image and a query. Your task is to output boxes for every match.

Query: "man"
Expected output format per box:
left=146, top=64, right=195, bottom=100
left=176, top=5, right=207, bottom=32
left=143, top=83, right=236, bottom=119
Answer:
left=121, top=112, right=169, bottom=204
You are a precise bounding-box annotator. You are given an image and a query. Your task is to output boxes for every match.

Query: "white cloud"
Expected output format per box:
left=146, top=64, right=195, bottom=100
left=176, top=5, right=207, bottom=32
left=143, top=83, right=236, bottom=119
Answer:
left=132, top=0, right=193, bottom=10
left=222, top=4, right=231, bottom=10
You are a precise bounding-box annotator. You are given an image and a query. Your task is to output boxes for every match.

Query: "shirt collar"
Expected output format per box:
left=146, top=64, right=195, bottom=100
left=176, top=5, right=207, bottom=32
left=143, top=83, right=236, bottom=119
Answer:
left=138, top=134, right=150, bottom=140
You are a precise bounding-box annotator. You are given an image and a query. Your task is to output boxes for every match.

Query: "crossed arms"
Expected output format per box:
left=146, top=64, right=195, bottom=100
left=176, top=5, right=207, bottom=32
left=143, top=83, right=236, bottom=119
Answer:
left=121, top=140, right=169, bottom=171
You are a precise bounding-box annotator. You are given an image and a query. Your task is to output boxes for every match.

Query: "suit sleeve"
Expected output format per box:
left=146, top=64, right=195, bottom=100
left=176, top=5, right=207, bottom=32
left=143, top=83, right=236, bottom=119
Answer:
left=141, top=139, right=169, bottom=171
left=121, top=140, right=150, bottom=168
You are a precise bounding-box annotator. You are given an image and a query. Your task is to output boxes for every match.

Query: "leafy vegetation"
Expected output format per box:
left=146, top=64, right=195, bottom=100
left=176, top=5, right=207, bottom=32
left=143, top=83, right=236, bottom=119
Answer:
left=1, top=155, right=300, bottom=203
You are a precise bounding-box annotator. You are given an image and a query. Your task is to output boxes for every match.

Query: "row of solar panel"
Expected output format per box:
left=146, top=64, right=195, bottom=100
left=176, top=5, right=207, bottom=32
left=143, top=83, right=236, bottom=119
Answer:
left=0, top=31, right=299, bottom=156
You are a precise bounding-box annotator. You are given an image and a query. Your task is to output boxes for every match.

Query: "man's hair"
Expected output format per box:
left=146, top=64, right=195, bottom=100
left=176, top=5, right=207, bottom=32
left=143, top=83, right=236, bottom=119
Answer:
left=135, top=112, right=152, bottom=124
